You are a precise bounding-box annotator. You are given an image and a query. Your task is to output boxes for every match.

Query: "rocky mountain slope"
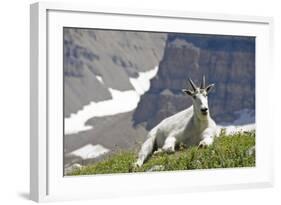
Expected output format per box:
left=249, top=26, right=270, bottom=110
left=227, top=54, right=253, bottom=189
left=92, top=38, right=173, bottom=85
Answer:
left=64, top=28, right=167, bottom=117
left=133, top=34, right=255, bottom=130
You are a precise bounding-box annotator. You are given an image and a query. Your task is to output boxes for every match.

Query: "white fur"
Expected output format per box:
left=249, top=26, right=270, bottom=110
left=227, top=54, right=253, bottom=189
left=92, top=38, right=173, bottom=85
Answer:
left=134, top=87, right=217, bottom=167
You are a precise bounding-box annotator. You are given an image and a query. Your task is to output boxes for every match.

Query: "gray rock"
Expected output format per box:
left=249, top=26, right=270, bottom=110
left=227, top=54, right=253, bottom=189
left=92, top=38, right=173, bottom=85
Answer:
left=64, top=163, right=82, bottom=175
left=247, top=146, right=255, bottom=156
left=146, top=165, right=165, bottom=172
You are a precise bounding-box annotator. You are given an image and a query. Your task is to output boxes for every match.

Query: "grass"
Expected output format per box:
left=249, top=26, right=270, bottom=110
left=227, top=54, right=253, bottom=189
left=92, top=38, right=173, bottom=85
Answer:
left=69, top=130, right=255, bottom=176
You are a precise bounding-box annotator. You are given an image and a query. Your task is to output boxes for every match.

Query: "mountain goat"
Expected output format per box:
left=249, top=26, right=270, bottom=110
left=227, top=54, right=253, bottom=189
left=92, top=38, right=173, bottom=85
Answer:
left=134, top=76, right=217, bottom=167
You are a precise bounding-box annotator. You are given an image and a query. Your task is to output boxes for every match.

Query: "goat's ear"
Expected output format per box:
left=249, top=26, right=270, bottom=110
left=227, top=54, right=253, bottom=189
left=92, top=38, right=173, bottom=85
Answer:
left=205, top=84, right=215, bottom=93
left=182, top=89, right=193, bottom=96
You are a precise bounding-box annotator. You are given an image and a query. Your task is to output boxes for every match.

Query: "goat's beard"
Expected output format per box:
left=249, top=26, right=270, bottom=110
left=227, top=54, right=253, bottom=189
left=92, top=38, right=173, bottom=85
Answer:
left=202, top=111, right=208, bottom=116
left=200, top=112, right=209, bottom=120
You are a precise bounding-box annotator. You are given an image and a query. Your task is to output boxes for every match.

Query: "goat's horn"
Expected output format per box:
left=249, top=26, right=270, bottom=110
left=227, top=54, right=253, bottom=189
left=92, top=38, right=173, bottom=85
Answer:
left=200, top=75, right=205, bottom=89
left=188, top=78, right=196, bottom=91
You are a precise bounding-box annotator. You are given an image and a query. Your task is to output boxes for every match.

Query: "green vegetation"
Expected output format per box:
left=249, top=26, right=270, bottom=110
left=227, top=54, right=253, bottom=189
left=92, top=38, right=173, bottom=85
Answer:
left=69, top=131, right=255, bottom=176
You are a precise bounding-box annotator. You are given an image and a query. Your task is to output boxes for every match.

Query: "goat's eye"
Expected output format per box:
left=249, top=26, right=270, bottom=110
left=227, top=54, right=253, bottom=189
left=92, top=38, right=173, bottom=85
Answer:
left=193, top=95, right=196, bottom=99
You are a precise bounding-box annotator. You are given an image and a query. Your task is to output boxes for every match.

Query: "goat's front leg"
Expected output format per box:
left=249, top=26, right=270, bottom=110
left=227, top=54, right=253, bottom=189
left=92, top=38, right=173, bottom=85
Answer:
left=198, top=137, right=214, bottom=148
left=198, top=128, right=215, bottom=148
left=162, top=136, right=176, bottom=153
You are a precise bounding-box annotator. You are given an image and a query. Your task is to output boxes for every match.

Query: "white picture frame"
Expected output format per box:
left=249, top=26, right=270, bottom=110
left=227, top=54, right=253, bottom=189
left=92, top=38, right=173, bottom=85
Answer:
left=30, top=2, right=274, bottom=202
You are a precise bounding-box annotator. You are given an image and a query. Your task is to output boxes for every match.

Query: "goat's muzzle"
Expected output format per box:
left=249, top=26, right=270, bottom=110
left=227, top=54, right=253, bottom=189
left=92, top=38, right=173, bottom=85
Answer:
left=200, top=107, right=208, bottom=115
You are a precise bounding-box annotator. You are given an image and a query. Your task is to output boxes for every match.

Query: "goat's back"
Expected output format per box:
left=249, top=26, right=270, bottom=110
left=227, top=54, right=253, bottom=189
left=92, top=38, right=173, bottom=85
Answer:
left=149, top=107, right=193, bottom=141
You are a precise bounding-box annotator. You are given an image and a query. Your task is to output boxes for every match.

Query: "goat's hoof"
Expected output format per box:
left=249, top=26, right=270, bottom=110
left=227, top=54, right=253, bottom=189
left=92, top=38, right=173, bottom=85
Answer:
left=163, top=147, right=175, bottom=154
left=198, top=142, right=207, bottom=149
left=154, top=149, right=163, bottom=155
left=133, top=161, right=142, bottom=168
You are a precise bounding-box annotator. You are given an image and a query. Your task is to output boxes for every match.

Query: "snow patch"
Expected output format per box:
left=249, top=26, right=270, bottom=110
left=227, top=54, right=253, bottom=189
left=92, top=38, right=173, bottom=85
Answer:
left=161, top=89, right=174, bottom=96
left=129, top=66, right=158, bottom=95
left=217, top=109, right=255, bottom=135
left=65, top=88, right=140, bottom=134
left=65, top=66, right=158, bottom=135
left=217, top=124, right=255, bottom=135
left=69, top=144, right=110, bottom=160
left=96, top=75, right=104, bottom=84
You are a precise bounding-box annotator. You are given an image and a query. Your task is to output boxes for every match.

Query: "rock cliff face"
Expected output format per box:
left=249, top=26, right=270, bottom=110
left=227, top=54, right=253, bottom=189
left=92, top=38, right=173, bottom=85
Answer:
left=64, top=28, right=167, bottom=117
left=133, top=34, right=255, bottom=130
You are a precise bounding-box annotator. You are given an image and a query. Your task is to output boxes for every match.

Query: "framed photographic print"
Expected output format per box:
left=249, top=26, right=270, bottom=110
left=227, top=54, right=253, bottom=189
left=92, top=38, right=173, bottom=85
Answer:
left=30, top=2, right=274, bottom=202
